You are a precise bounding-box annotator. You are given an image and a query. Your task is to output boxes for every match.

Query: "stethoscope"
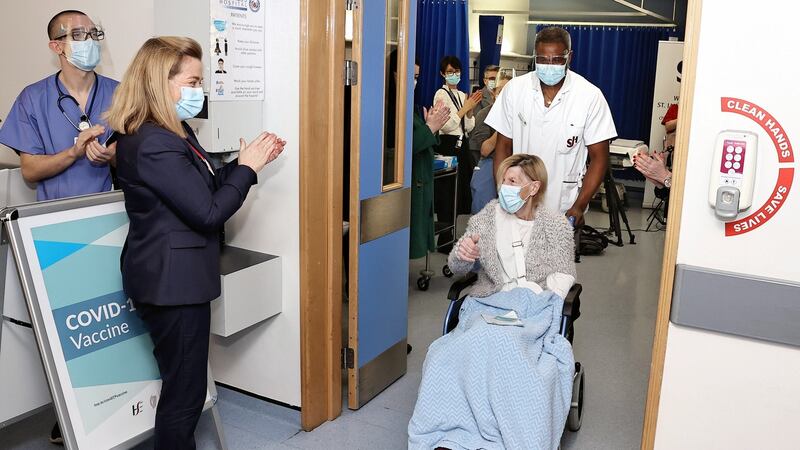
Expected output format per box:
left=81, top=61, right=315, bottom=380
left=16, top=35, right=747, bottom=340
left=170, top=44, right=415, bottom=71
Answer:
left=54, top=70, right=98, bottom=132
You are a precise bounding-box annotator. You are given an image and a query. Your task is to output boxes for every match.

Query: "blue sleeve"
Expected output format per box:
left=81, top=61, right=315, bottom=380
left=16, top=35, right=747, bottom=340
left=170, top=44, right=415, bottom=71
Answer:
left=136, top=132, right=257, bottom=233
left=0, top=90, right=45, bottom=155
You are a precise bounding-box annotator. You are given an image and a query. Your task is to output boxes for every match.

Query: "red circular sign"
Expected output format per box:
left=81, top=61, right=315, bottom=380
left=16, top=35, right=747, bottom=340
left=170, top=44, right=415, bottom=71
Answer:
left=720, top=98, right=795, bottom=236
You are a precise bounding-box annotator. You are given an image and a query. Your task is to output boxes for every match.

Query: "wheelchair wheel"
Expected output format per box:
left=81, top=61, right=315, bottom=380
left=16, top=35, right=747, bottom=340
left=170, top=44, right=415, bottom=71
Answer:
left=417, top=276, right=430, bottom=291
left=567, top=362, right=585, bottom=432
left=443, top=265, right=453, bottom=278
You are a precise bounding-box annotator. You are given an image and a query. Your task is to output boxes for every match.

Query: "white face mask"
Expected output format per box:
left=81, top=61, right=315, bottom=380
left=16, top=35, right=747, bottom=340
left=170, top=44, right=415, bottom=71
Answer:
left=65, top=39, right=101, bottom=72
left=487, top=80, right=497, bottom=90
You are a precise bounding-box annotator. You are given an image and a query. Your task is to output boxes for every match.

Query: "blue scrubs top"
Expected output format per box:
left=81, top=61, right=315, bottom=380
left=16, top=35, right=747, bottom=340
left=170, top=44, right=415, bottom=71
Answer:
left=0, top=73, right=119, bottom=201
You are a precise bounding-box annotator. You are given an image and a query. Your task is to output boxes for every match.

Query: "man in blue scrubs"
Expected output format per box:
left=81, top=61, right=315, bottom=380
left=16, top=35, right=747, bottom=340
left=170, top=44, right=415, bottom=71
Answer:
left=0, top=10, right=119, bottom=201
left=0, top=11, right=119, bottom=444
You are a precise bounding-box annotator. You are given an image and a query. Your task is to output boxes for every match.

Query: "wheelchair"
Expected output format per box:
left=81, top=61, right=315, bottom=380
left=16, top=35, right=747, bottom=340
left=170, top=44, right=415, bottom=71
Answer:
left=442, top=272, right=586, bottom=432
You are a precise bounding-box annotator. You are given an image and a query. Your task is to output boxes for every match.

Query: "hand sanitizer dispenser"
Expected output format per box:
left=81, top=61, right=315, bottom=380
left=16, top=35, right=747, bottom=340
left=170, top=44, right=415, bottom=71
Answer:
left=708, top=130, right=758, bottom=220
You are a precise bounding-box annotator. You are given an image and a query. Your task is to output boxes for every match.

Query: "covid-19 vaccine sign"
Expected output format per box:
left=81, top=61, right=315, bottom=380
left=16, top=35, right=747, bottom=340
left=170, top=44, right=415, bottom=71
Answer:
left=209, top=0, right=266, bottom=101
left=5, top=199, right=212, bottom=449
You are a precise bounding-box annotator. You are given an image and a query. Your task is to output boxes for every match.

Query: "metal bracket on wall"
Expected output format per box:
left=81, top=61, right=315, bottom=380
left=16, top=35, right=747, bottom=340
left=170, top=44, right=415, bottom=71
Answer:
left=671, top=264, right=800, bottom=347
left=612, top=0, right=676, bottom=23
left=342, top=347, right=355, bottom=369
left=344, top=60, right=358, bottom=86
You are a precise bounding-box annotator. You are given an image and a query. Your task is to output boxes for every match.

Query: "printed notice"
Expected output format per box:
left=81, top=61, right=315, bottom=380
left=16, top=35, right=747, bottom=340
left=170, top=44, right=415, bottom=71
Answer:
left=210, top=0, right=265, bottom=101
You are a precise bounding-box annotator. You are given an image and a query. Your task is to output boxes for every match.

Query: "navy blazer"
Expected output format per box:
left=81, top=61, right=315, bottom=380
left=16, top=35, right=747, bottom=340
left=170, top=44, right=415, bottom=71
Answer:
left=116, top=122, right=257, bottom=306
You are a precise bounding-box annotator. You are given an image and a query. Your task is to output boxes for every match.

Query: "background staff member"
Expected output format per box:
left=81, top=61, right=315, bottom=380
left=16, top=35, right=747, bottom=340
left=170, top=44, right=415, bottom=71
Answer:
left=469, top=70, right=513, bottom=214
left=634, top=103, right=679, bottom=218
left=661, top=103, right=679, bottom=151
left=479, top=65, right=500, bottom=110
left=433, top=56, right=482, bottom=250
left=0, top=10, right=118, bottom=201
left=486, top=27, right=617, bottom=226
left=106, top=37, right=285, bottom=450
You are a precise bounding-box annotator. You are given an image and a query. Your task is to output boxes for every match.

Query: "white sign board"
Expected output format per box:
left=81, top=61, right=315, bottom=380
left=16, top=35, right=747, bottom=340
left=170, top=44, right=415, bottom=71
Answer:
left=2, top=194, right=215, bottom=449
left=644, top=41, right=684, bottom=207
left=210, top=0, right=266, bottom=101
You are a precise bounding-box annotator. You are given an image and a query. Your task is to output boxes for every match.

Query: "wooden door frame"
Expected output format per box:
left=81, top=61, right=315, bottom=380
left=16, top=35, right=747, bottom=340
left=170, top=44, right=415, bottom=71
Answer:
left=299, top=0, right=345, bottom=431
left=640, top=0, right=703, bottom=447
left=346, top=0, right=363, bottom=409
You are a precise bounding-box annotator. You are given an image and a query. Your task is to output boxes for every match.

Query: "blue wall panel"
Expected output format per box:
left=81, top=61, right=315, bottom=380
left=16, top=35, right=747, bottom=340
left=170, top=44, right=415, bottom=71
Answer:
left=357, top=229, right=410, bottom=366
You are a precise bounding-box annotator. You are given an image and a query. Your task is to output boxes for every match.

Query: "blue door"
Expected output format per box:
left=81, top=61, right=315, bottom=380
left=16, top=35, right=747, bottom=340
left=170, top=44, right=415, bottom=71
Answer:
left=347, top=0, right=416, bottom=409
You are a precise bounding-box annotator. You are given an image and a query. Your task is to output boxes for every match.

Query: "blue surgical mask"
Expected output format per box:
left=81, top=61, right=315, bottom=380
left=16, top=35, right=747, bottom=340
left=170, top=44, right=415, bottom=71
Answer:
left=445, top=74, right=461, bottom=85
left=498, top=183, right=531, bottom=214
left=175, top=87, right=205, bottom=121
left=66, top=40, right=101, bottom=72
left=536, top=63, right=567, bottom=86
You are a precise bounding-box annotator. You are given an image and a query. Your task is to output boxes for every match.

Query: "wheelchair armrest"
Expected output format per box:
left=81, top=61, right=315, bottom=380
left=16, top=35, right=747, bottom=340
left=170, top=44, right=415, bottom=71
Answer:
left=562, top=283, right=582, bottom=321
left=447, top=272, right=478, bottom=301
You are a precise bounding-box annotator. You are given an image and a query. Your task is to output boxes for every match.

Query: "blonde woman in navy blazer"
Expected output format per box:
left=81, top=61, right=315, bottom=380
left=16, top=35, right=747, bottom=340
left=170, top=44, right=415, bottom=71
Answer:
left=105, top=37, right=285, bottom=449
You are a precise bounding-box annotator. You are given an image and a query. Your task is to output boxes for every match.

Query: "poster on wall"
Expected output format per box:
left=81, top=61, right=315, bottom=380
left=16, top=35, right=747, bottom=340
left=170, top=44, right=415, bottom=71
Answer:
left=1, top=194, right=215, bottom=449
left=209, top=0, right=266, bottom=101
left=645, top=40, right=684, bottom=207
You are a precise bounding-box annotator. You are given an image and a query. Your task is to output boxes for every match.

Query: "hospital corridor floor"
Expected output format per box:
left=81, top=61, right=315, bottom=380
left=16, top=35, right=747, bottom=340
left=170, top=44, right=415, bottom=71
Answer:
left=1, top=208, right=664, bottom=450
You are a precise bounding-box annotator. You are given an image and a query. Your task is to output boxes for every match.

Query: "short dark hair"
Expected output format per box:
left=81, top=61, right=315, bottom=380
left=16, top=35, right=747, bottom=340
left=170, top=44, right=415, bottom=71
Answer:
left=534, top=27, right=571, bottom=53
left=218, top=58, right=224, bottom=63
left=388, top=49, right=420, bottom=74
left=483, top=65, right=500, bottom=77
left=47, top=10, right=88, bottom=40
left=439, top=55, right=462, bottom=75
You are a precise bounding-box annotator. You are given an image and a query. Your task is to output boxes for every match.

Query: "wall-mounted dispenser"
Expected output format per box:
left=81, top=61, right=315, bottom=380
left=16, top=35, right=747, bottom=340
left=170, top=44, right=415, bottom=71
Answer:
left=708, top=130, right=758, bottom=220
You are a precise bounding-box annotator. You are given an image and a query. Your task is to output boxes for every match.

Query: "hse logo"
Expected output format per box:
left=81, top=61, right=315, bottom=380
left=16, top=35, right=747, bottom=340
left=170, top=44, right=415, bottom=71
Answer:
left=132, top=401, right=143, bottom=416
left=566, top=136, right=579, bottom=149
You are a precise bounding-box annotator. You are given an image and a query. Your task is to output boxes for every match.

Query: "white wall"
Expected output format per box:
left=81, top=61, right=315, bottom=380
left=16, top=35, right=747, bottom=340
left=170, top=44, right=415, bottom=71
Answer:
left=467, top=0, right=533, bottom=85
left=468, top=0, right=530, bottom=57
left=212, top=0, right=301, bottom=406
left=654, top=0, right=800, bottom=448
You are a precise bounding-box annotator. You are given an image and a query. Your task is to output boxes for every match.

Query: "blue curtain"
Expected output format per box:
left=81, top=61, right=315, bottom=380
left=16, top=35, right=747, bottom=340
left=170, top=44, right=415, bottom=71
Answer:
left=416, top=0, right=470, bottom=108
left=537, top=25, right=677, bottom=142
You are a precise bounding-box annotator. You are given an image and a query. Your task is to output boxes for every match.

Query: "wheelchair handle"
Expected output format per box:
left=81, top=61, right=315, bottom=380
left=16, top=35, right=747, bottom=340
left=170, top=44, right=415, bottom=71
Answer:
left=447, top=272, right=478, bottom=301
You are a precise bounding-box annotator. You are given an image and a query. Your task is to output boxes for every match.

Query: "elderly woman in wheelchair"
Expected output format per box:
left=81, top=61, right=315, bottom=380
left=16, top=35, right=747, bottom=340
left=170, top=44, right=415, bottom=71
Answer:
left=408, top=154, right=584, bottom=450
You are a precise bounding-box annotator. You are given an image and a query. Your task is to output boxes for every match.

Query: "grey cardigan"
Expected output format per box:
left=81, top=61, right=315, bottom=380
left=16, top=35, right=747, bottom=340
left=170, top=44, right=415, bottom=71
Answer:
left=447, top=201, right=577, bottom=298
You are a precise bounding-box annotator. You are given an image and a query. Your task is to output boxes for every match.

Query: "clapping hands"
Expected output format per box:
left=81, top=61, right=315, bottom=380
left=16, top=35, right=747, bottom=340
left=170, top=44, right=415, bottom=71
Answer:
left=239, top=132, right=287, bottom=173
left=424, top=100, right=450, bottom=134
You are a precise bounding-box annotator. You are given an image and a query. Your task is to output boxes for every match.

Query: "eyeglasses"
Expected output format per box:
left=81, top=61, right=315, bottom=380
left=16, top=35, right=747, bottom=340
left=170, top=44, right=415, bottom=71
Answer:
left=444, top=70, right=461, bottom=76
left=533, top=52, right=569, bottom=65
left=54, top=29, right=105, bottom=42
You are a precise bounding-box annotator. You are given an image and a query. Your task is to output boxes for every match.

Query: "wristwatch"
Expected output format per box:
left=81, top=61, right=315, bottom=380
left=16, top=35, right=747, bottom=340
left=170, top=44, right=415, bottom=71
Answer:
left=663, top=175, right=672, bottom=189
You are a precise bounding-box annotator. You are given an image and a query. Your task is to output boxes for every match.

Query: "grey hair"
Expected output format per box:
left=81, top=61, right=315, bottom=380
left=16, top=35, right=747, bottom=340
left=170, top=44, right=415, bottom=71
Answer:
left=534, top=27, right=572, bottom=53
left=483, top=65, right=500, bottom=77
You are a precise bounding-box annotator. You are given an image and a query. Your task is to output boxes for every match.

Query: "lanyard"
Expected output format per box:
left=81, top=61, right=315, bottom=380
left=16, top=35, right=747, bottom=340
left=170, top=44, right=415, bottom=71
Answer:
left=54, top=71, right=98, bottom=132
left=187, top=142, right=215, bottom=175
left=440, top=87, right=466, bottom=136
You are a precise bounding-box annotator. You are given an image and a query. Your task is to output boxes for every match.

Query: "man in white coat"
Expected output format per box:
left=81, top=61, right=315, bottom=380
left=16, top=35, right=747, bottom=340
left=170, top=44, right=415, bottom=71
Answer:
left=486, top=27, right=617, bottom=226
